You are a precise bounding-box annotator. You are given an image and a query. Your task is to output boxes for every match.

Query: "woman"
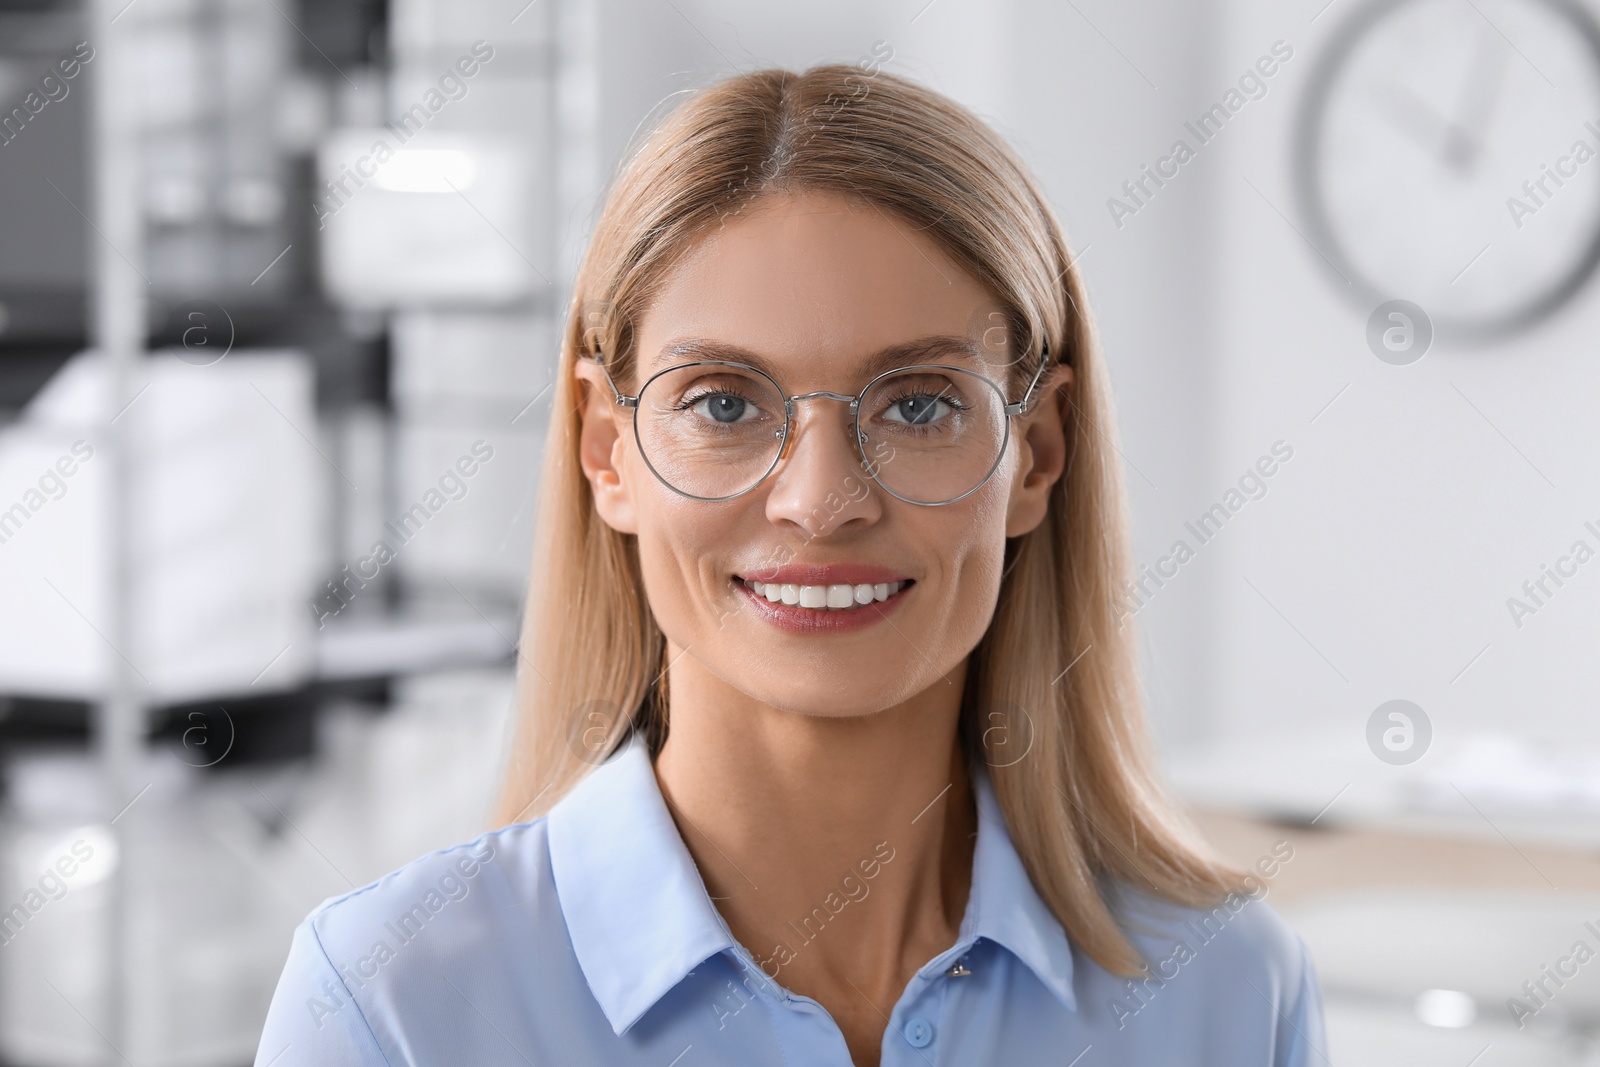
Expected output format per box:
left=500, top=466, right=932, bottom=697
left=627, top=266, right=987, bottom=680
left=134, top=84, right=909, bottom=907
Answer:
left=256, top=64, right=1325, bottom=1066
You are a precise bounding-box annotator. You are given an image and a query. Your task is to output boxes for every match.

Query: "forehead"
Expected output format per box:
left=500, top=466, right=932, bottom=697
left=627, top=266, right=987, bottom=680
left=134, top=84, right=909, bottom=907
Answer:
left=634, top=190, right=1004, bottom=382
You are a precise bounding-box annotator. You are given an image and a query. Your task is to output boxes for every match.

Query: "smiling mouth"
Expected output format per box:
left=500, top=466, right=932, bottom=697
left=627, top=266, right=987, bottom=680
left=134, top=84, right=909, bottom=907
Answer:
left=737, top=578, right=914, bottom=611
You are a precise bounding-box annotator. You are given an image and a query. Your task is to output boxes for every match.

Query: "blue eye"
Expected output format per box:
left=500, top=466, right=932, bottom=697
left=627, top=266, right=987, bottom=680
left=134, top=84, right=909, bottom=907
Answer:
left=695, top=394, right=755, bottom=423
left=884, top=395, right=950, bottom=425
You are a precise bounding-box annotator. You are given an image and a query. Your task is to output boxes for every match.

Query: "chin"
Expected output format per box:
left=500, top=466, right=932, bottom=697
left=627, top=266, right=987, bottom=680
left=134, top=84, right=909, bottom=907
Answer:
left=724, top=657, right=938, bottom=719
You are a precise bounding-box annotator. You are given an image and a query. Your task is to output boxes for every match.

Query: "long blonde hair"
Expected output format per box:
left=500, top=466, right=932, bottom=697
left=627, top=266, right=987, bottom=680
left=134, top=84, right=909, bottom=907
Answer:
left=493, top=63, right=1241, bottom=975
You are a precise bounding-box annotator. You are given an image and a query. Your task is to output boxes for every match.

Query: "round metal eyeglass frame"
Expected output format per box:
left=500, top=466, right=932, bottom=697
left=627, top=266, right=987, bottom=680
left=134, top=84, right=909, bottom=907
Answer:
left=592, top=341, right=1054, bottom=506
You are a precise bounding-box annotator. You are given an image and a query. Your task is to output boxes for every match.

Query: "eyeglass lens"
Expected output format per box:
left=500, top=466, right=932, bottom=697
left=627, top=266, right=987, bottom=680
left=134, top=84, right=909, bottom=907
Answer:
left=633, top=363, right=1008, bottom=504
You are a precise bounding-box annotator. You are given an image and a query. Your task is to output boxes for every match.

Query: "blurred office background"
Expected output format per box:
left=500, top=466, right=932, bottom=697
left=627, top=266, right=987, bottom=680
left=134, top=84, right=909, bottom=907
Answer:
left=1, top=0, right=1598, bottom=1063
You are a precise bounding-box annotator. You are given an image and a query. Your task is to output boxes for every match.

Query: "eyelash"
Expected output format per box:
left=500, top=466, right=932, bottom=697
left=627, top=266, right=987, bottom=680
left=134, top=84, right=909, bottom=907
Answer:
left=876, top=384, right=970, bottom=415
left=673, top=384, right=971, bottom=415
left=674, top=385, right=766, bottom=413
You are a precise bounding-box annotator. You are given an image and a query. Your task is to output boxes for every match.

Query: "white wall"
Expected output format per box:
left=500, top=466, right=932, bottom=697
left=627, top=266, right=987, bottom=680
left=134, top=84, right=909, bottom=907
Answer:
left=1209, top=0, right=1600, bottom=756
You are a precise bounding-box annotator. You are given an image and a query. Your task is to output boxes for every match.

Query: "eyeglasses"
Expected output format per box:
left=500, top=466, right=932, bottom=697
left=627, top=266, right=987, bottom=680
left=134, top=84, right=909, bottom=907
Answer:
left=592, top=341, right=1053, bottom=506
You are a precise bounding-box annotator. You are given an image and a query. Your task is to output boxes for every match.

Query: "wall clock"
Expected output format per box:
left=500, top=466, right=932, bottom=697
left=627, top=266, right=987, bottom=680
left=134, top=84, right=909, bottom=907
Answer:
left=1294, top=0, right=1600, bottom=341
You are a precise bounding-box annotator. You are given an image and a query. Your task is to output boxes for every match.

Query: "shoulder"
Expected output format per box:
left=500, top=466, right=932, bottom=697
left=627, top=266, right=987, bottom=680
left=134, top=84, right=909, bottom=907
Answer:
left=256, top=819, right=566, bottom=1064
left=304, top=817, right=552, bottom=956
left=1110, top=881, right=1314, bottom=993
left=1075, top=881, right=1327, bottom=1064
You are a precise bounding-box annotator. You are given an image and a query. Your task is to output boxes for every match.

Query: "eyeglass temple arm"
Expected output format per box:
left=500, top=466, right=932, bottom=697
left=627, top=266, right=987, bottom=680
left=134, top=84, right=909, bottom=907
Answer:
left=592, top=350, right=639, bottom=408
left=1004, top=340, right=1053, bottom=417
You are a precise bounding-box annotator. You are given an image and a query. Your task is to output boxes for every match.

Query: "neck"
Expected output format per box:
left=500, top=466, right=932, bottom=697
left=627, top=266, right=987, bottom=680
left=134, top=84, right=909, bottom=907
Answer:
left=651, top=642, right=977, bottom=1002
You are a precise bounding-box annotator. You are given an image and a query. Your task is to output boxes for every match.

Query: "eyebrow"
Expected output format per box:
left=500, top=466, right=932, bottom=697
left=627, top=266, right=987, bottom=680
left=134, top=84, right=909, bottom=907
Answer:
left=649, top=334, right=990, bottom=384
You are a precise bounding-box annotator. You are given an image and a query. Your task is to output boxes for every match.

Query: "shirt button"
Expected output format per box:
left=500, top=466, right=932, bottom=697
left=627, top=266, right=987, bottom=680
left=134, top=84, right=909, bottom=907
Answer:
left=903, top=1017, right=935, bottom=1048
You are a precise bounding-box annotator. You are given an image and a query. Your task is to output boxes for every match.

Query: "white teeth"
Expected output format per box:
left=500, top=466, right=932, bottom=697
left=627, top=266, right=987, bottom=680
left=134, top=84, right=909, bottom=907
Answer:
left=742, top=578, right=909, bottom=611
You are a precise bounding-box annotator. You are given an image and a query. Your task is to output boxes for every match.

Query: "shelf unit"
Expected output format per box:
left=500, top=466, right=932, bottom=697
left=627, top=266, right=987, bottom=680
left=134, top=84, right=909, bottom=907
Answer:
left=0, top=0, right=596, bottom=1061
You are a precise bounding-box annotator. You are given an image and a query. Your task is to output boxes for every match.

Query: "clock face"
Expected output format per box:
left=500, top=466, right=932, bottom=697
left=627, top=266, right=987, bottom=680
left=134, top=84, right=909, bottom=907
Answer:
left=1295, top=0, right=1600, bottom=340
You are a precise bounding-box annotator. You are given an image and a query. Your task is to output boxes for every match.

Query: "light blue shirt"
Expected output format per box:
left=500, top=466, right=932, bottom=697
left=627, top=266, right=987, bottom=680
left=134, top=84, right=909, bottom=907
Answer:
left=255, top=729, right=1327, bottom=1065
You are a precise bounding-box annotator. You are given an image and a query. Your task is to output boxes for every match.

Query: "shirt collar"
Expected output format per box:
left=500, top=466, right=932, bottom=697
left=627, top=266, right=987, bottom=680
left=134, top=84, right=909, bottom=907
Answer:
left=546, top=729, right=736, bottom=1035
left=545, top=730, right=1077, bottom=1036
left=957, top=761, right=1078, bottom=1011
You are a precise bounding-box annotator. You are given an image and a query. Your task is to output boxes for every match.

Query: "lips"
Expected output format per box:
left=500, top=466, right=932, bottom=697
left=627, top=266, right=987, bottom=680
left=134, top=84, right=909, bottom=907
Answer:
left=732, top=575, right=914, bottom=634
left=735, top=564, right=911, bottom=586
left=742, top=578, right=911, bottom=610
left=729, top=563, right=917, bottom=633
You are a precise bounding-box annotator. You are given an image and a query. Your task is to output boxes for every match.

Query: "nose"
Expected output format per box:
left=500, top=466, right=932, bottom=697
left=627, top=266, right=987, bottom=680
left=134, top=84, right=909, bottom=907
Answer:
left=763, top=397, right=882, bottom=537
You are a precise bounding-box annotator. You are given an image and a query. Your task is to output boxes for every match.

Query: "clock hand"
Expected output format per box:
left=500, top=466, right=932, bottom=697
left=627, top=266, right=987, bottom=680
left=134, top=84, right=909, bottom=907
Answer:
left=1372, top=81, right=1475, bottom=168
left=1443, top=25, right=1513, bottom=173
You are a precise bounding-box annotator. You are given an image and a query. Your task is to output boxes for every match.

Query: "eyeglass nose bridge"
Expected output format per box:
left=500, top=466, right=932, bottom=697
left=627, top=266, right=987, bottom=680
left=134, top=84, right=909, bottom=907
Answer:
left=787, top=390, right=859, bottom=405
left=777, top=390, right=868, bottom=460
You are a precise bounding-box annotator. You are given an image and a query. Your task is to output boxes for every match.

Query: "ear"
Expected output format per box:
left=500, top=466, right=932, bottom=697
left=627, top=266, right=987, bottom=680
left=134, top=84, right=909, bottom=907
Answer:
left=1005, top=364, right=1074, bottom=538
left=575, top=359, right=639, bottom=534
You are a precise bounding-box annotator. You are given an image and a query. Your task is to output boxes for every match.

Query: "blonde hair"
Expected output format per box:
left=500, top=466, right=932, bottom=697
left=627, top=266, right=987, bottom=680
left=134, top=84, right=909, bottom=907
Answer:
left=492, top=64, right=1242, bottom=975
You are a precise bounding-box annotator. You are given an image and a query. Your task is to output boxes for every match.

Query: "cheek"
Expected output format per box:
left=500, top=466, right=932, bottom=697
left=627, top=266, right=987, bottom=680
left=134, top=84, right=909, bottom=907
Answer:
left=919, top=490, right=1009, bottom=609
left=633, top=497, right=695, bottom=587
left=630, top=488, right=740, bottom=633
